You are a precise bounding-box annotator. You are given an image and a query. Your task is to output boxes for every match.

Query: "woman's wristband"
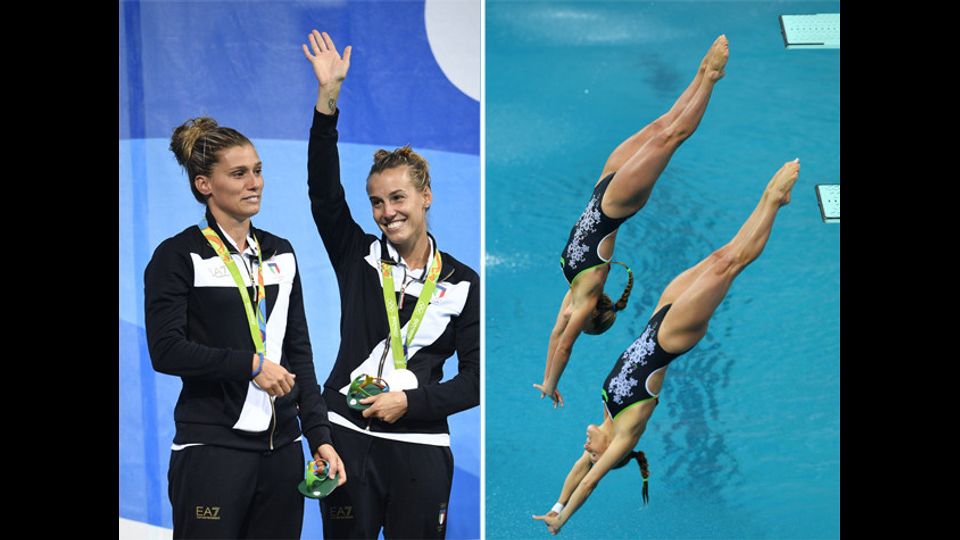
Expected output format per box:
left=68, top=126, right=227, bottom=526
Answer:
left=252, top=353, right=265, bottom=378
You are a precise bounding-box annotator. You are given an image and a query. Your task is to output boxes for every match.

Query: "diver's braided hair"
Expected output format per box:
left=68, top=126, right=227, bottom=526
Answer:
left=584, top=261, right=634, bottom=335
left=612, top=449, right=650, bottom=505
left=611, top=261, right=634, bottom=312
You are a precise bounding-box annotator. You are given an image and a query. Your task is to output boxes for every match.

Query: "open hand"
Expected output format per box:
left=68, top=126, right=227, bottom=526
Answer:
left=533, top=383, right=564, bottom=408
left=532, top=512, right=563, bottom=535
left=302, top=30, right=352, bottom=88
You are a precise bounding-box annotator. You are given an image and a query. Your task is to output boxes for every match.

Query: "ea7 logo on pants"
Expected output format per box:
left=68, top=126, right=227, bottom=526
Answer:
left=195, top=506, right=221, bottom=520
left=329, top=506, right=353, bottom=520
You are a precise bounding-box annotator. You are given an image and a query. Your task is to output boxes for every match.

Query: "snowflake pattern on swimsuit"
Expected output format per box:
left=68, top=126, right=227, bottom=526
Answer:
left=564, top=194, right=602, bottom=270
left=607, top=325, right=657, bottom=405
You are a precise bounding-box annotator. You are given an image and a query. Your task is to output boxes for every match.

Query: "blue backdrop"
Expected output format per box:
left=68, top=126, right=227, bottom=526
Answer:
left=119, top=1, right=480, bottom=538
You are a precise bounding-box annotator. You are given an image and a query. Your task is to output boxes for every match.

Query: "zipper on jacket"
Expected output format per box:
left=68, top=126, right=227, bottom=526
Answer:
left=269, top=397, right=277, bottom=450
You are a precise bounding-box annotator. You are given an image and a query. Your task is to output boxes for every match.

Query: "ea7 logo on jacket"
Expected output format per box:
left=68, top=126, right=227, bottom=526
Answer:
left=192, top=253, right=296, bottom=288
left=210, top=265, right=228, bottom=278
left=195, top=506, right=221, bottom=520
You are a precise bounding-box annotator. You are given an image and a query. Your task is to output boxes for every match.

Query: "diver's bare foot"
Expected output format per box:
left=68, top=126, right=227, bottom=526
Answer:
left=767, top=159, right=800, bottom=206
left=706, top=35, right=729, bottom=81
left=700, top=35, right=724, bottom=70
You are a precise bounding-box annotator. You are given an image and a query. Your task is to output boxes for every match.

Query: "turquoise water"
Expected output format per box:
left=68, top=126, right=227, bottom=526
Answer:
left=485, top=1, right=839, bottom=538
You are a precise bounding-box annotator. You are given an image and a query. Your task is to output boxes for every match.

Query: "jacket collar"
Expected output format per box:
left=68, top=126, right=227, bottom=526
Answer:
left=378, top=232, right=452, bottom=280
left=203, top=208, right=260, bottom=257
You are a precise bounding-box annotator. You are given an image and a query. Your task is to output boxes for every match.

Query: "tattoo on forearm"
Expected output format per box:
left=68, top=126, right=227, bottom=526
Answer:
left=328, top=98, right=337, bottom=113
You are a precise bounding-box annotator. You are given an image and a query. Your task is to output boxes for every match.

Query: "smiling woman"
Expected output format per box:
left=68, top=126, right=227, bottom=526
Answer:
left=144, top=116, right=347, bottom=539
left=367, top=146, right=433, bottom=265
left=301, top=29, right=480, bottom=539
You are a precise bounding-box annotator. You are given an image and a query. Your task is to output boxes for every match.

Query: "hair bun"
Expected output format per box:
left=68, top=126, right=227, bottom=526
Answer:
left=171, top=117, right=219, bottom=165
left=368, top=145, right=431, bottom=192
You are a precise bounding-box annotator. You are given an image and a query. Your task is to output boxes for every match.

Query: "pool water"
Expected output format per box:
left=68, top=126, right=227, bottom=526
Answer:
left=485, top=1, right=839, bottom=538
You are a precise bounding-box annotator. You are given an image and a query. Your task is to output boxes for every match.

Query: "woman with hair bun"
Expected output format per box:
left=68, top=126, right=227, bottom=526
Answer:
left=535, top=35, right=729, bottom=408
left=534, top=160, right=800, bottom=535
left=144, top=116, right=345, bottom=539
left=302, top=30, right=479, bottom=539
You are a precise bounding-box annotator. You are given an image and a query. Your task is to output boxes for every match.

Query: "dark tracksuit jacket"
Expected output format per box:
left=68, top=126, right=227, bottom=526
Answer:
left=144, top=211, right=333, bottom=454
left=307, top=108, right=480, bottom=443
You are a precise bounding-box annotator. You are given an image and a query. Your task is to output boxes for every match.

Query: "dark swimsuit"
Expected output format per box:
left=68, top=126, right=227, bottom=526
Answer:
left=560, top=173, right=637, bottom=285
left=601, top=304, right=693, bottom=419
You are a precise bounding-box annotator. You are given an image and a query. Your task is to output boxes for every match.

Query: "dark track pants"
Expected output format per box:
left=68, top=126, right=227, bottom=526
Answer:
left=320, top=424, right=454, bottom=539
left=168, top=442, right=305, bottom=539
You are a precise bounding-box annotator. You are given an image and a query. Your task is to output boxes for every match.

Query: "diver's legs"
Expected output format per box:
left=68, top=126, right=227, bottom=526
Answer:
left=602, top=37, right=729, bottom=218
left=598, top=35, right=726, bottom=181
left=655, top=160, right=799, bottom=353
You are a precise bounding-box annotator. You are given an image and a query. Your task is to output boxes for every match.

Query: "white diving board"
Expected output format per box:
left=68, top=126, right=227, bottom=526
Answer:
left=779, top=13, right=840, bottom=49
left=815, top=184, right=840, bottom=223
